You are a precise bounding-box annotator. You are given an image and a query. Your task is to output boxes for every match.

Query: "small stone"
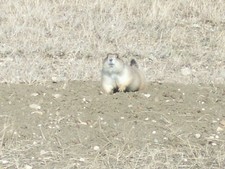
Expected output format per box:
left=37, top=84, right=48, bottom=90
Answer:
left=143, top=93, right=151, bottom=98
left=152, top=131, right=156, bottom=134
left=195, top=134, right=201, bottom=138
left=209, top=136, right=214, bottom=139
left=211, top=142, right=217, bottom=146
left=31, top=93, right=39, bottom=96
left=63, top=83, right=67, bottom=89
left=163, top=137, right=168, bottom=140
left=192, top=24, right=200, bottom=28
left=29, top=104, right=41, bottom=110
left=82, top=98, right=87, bottom=103
left=102, top=121, right=107, bottom=125
left=93, top=146, right=100, bottom=151
left=217, top=127, right=224, bottom=132
left=52, top=94, right=61, bottom=99
left=31, top=111, right=43, bottom=115
left=55, top=111, right=60, bottom=116
left=24, top=165, right=33, bottom=169
left=79, top=158, right=85, bottom=162
left=52, top=76, right=58, bottom=83
left=154, top=139, right=158, bottom=143
left=40, top=150, right=47, bottom=155
left=2, top=160, right=9, bottom=164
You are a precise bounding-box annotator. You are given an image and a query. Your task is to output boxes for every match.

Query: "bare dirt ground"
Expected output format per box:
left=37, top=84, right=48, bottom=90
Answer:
left=1, top=81, right=225, bottom=168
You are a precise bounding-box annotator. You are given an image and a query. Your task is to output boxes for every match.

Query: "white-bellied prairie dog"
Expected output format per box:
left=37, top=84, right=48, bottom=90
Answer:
left=101, top=53, right=145, bottom=94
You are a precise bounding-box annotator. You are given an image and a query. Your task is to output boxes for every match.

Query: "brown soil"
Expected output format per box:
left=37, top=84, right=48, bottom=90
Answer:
left=1, top=81, right=225, bottom=168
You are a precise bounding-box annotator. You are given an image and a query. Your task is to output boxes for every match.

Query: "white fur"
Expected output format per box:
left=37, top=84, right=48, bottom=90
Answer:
left=101, top=54, right=145, bottom=94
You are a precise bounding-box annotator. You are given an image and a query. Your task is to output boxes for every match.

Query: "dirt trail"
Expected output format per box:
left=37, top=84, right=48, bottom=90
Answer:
left=0, top=81, right=225, bottom=168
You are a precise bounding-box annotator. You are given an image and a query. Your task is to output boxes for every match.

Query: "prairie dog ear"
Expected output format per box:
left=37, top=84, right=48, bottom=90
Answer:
left=103, top=55, right=109, bottom=63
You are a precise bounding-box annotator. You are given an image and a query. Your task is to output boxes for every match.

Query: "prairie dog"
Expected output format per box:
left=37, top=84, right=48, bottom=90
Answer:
left=101, top=53, right=145, bottom=94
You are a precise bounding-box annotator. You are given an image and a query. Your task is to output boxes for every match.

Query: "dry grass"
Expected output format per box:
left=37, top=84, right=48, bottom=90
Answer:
left=0, top=0, right=225, bottom=83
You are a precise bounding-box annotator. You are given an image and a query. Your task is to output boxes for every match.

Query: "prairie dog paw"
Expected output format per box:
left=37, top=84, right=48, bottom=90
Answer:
left=102, top=85, right=114, bottom=94
left=105, top=88, right=114, bottom=94
left=118, top=85, right=126, bottom=92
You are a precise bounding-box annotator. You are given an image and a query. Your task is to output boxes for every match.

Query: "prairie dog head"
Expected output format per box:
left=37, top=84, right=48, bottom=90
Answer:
left=102, top=53, right=124, bottom=74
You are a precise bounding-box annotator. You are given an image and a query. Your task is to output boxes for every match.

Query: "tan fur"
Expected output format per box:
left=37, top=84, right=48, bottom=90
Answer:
left=101, top=53, right=145, bottom=94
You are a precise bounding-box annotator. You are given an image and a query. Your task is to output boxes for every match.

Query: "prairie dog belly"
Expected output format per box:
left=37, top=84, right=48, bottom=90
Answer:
left=115, top=66, right=132, bottom=87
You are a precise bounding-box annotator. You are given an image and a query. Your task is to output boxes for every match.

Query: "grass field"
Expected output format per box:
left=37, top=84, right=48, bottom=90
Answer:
left=1, top=0, right=225, bottom=169
left=1, top=0, right=225, bottom=84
